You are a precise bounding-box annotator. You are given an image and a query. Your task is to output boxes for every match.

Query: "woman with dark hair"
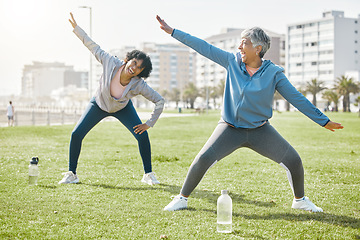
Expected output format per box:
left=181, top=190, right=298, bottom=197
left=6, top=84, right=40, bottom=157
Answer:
left=59, top=13, right=165, bottom=185
left=156, top=15, right=343, bottom=212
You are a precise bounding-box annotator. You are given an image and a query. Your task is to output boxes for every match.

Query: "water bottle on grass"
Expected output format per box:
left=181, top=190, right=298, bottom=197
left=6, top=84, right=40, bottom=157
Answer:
left=217, top=190, right=232, bottom=233
left=29, top=157, right=39, bottom=185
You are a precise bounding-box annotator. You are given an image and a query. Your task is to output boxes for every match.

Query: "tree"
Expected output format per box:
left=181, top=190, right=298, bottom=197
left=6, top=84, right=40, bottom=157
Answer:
left=217, top=79, right=225, bottom=100
left=183, top=83, right=198, bottom=109
left=354, top=96, right=360, bottom=117
left=209, top=86, right=221, bottom=109
left=273, top=90, right=283, bottom=111
left=335, top=75, right=360, bottom=112
left=322, top=90, right=339, bottom=112
left=305, top=78, right=327, bottom=107
left=168, top=88, right=180, bottom=108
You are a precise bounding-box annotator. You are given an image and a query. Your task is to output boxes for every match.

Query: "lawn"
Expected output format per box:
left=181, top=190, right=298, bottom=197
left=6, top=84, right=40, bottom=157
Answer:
left=0, top=111, right=359, bottom=239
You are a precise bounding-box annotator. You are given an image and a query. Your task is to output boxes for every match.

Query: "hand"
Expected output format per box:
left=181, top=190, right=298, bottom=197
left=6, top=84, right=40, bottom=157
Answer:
left=324, top=121, right=344, bottom=132
left=69, top=12, right=77, bottom=29
left=156, top=15, right=174, bottom=34
left=133, top=123, right=150, bottom=134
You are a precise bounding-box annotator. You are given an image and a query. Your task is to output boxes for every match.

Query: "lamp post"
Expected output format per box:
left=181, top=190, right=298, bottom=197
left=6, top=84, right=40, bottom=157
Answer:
left=79, top=6, right=92, bottom=98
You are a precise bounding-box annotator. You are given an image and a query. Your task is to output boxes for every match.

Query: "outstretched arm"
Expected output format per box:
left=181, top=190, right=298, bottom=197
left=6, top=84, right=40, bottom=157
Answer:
left=156, top=15, right=231, bottom=68
left=324, top=121, right=344, bottom=132
left=69, top=12, right=114, bottom=65
left=156, top=15, right=173, bottom=34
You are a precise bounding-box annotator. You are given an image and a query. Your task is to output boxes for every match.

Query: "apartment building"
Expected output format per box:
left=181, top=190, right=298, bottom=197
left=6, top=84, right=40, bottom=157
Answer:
left=286, top=10, right=360, bottom=88
left=141, top=42, right=196, bottom=97
left=22, top=61, right=88, bottom=98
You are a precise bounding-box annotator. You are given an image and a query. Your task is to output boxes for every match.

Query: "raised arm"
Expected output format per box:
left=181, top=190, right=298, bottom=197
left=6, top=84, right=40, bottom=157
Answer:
left=69, top=12, right=113, bottom=65
left=156, top=15, right=232, bottom=68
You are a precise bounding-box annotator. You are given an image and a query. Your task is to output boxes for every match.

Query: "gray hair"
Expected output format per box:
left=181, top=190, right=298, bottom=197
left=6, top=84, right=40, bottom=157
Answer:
left=241, top=27, right=270, bottom=58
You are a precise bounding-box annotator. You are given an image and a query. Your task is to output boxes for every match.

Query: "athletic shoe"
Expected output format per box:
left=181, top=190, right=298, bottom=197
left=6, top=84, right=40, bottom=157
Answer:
left=292, top=196, right=323, bottom=212
left=58, top=171, right=79, bottom=184
left=141, top=172, right=160, bottom=185
left=163, top=195, right=188, bottom=211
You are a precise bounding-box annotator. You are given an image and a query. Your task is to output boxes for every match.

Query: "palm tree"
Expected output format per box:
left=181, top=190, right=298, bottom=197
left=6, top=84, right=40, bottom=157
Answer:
left=183, top=83, right=198, bottom=109
left=322, top=90, right=340, bottom=112
left=335, top=75, right=360, bottom=112
left=305, top=78, right=327, bottom=107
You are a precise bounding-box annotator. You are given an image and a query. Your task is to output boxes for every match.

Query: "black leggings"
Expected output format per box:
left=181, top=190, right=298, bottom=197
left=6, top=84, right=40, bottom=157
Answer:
left=180, top=122, right=304, bottom=198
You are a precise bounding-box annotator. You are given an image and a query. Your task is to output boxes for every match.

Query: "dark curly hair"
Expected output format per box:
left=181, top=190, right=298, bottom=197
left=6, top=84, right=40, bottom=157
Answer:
left=125, top=50, right=152, bottom=79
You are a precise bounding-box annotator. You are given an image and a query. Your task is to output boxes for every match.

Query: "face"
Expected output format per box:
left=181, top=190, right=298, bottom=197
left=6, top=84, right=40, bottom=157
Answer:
left=124, top=58, right=145, bottom=77
left=238, top=37, right=259, bottom=64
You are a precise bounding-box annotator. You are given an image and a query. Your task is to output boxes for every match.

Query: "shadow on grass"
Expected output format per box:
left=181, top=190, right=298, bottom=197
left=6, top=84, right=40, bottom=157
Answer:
left=160, top=183, right=275, bottom=208
left=235, top=212, right=360, bottom=229
left=81, top=182, right=160, bottom=191
left=160, top=185, right=360, bottom=230
left=47, top=182, right=360, bottom=230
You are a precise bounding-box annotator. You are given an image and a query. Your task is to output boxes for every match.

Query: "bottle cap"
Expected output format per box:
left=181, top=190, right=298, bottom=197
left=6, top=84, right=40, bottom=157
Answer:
left=30, top=157, right=39, bottom=165
left=221, top=190, right=228, bottom=194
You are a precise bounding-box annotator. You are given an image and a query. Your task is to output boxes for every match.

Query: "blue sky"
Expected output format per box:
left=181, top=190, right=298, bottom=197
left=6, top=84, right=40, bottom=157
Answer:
left=1, top=0, right=359, bottom=95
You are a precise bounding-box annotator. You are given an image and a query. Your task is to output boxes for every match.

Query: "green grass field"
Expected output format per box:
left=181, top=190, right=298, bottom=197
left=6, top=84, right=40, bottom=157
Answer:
left=0, top=111, right=359, bottom=239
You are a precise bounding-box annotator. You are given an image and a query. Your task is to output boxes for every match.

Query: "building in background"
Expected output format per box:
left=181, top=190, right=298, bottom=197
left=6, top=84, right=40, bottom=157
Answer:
left=286, top=10, right=360, bottom=88
left=21, top=61, right=88, bottom=99
left=141, top=42, right=196, bottom=100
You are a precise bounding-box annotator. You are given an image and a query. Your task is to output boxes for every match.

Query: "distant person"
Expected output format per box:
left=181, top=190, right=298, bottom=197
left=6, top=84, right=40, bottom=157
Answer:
left=59, top=13, right=165, bottom=185
left=7, top=101, right=14, bottom=127
left=156, top=15, right=344, bottom=212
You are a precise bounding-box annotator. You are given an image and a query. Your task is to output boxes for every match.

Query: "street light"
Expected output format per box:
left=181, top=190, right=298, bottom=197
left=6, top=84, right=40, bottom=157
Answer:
left=79, top=6, right=93, bottom=98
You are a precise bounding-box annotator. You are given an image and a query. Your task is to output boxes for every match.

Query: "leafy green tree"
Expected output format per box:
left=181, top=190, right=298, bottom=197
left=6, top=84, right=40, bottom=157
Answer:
left=322, top=90, right=340, bottom=112
left=335, top=75, right=360, bottom=112
left=168, top=88, right=180, bottom=108
left=183, top=82, right=198, bottom=109
left=305, top=78, right=327, bottom=107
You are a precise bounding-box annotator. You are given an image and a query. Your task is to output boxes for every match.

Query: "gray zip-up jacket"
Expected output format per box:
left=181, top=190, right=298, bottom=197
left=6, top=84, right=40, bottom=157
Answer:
left=73, top=25, right=165, bottom=127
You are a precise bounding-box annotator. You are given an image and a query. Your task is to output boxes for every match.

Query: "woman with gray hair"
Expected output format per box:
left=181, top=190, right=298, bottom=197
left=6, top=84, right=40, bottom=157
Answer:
left=157, top=15, right=343, bottom=212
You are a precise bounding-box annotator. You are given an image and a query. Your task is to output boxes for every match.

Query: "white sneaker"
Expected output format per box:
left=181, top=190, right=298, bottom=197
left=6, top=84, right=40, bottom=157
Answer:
left=141, top=172, right=160, bottom=185
left=292, top=196, right=323, bottom=212
left=163, top=195, right=188, bottom=211
left=58, top=171, right=79, bottom=184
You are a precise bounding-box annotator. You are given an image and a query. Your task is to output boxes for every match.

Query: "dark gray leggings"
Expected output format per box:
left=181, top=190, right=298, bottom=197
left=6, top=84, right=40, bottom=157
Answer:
left=180, top=122, right=304, bottom=198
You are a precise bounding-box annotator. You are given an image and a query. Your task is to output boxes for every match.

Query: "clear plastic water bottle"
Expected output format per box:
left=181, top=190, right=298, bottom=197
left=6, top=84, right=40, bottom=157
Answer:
left=217, top=190, right=232, bottom=233
left=29, top=157, right=39, bottom=185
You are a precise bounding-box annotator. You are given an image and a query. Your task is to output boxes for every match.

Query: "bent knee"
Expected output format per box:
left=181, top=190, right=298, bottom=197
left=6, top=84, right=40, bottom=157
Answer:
left=192, top=151, right=217, bottom=170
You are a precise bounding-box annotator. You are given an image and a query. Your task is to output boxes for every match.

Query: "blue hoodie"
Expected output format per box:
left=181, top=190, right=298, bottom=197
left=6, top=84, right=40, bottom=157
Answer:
left=172, top=29, right=330, bottom=128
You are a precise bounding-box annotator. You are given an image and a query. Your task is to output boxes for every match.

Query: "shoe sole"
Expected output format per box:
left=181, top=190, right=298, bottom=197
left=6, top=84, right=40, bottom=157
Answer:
left=164, top=206, right=187, bottom=211
left=141, top=180, right=160, bottom=185
left=59, top=179, right=80, bottom=184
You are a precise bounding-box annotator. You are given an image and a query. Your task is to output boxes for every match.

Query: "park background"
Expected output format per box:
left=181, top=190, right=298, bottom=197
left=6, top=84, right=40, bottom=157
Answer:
left=0, top=0, right=359, bottom=239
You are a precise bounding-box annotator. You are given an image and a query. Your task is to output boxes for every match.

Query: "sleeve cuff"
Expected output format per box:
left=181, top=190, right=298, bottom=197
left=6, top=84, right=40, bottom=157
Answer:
left=322, top=119, right=330, bottom=127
